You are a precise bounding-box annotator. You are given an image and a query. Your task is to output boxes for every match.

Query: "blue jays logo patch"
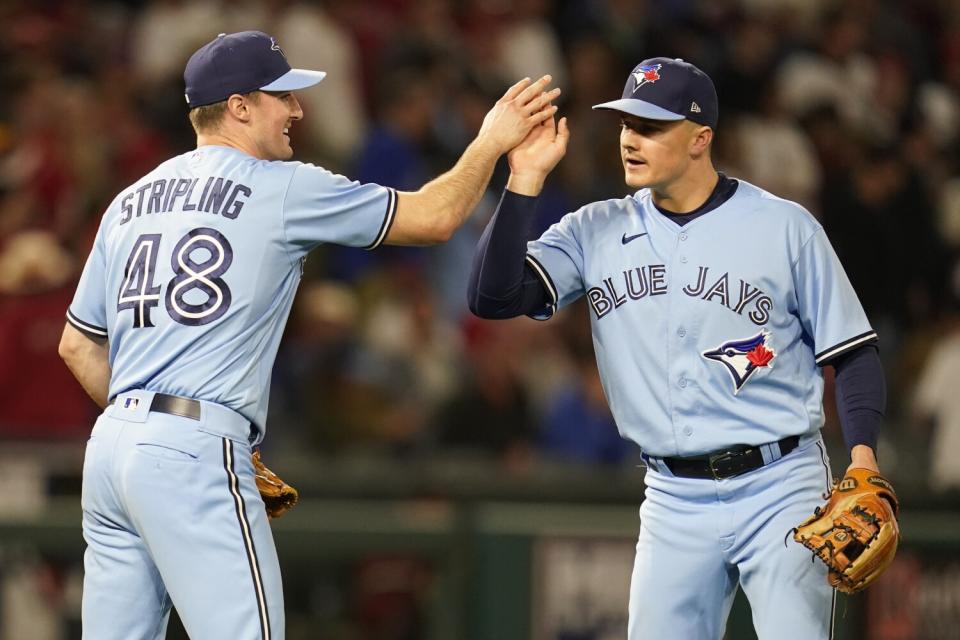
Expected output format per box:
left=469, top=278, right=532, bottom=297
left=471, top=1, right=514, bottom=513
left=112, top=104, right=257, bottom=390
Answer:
left=632, top=64, right=662, bottom=93
left=702, top=330, right=776, bottom=395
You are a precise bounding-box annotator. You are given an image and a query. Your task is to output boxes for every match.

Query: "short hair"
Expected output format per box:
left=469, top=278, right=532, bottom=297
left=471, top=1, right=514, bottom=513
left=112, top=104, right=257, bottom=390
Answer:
left=188, top=91, right=260, bottom=134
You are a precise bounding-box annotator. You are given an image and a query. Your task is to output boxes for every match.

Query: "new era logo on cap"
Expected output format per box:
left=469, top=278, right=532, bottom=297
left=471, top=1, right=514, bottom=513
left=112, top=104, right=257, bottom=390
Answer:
left=183, top=31, right=326, bottom=108
left=592, top=57, right=718, bottom=129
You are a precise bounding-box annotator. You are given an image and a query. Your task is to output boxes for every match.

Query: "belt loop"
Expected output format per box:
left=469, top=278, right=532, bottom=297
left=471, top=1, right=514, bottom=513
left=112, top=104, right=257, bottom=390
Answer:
left=759, top=442, right=777, bottom=465
left=640, top=452, right=658, bottom=473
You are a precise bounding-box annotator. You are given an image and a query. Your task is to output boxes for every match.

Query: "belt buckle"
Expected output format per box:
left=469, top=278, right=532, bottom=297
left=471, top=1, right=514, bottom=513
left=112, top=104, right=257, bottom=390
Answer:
left=708, top=451, right=737, bottom=480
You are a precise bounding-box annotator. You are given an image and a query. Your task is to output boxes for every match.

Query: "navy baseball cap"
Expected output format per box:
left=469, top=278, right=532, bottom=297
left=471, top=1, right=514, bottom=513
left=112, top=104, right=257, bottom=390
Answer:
left=184, top=31, right=326, bottom=108
left=593, top=57, right=718, bottom=129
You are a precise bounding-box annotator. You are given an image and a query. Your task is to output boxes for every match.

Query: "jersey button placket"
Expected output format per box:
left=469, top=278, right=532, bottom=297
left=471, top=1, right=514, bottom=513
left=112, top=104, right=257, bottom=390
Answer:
left=670, top=227, right=701, bottom=451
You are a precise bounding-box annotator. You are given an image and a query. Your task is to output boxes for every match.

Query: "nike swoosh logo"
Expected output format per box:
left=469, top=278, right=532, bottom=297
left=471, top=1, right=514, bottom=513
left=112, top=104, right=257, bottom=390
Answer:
left=621, top=232, right=648, bottom=245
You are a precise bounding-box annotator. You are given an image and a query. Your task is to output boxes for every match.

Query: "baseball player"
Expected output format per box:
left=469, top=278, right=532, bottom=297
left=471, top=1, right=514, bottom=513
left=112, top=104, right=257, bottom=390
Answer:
left=468, top=57, right=889, bottom=639
left=58, top=30, right=559, bottom=639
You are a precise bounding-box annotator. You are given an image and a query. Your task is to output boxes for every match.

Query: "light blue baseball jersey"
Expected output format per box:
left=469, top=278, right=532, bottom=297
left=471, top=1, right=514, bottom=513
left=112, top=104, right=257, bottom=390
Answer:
left=525, top=179, right=876, bottom=457
left=67, top=145, right=396, bottom=433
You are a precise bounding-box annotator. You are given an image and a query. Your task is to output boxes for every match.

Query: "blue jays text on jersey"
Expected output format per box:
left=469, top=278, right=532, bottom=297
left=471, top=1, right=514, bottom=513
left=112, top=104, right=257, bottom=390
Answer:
left=585, top=262, right=773, bottom=325
left=525, top=180, right=877, bottom=457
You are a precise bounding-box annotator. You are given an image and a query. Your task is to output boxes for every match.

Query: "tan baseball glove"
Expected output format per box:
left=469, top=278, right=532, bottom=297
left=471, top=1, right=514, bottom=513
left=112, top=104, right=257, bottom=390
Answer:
left=252, top=450, right=299, bottom=519
left=793, top=468, right=900, bottom=594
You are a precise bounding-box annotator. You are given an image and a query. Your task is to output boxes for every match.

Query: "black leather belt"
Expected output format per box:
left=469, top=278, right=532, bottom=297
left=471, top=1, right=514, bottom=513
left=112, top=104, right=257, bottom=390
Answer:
left=110, top=393, right=201, bottom=420
left=661, top=435, right=800, bottom=480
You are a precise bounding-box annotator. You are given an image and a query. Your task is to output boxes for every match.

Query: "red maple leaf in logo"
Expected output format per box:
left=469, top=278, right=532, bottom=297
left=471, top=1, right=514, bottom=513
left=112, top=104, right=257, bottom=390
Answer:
left=746, top=344, right=774, bottom=367
left=644, top=68, right=660, bottom=82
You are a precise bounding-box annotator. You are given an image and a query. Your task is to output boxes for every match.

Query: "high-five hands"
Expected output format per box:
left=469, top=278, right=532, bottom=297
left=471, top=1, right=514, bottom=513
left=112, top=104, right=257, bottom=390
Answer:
left=506, top=111, right=570, bottom=196
left=479, top=75, right=562, bottom=155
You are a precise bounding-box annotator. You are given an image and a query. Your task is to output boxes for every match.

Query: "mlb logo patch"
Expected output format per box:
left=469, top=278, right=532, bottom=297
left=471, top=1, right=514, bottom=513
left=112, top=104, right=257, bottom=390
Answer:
left=123, top=397, right=140, bottom=410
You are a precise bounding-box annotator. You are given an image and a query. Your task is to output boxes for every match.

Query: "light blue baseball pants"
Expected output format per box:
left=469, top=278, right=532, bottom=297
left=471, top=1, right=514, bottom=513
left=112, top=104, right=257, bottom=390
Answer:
left=629, top=434, right=836, bottom=639
left=81, top=390, right=283, bottom=639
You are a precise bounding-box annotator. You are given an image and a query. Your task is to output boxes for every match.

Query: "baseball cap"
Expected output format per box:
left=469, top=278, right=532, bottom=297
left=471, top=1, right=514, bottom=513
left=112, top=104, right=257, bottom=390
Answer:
left=593, top=57, right=718, bottom=129
left=184, top=31, right=326, bottom=108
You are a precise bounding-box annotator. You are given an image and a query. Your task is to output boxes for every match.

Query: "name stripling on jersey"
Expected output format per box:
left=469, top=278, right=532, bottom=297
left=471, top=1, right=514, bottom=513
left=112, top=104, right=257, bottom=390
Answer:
left=67, top=145, right=396, bottom=433
left=119, top=176, right=253, bottom=224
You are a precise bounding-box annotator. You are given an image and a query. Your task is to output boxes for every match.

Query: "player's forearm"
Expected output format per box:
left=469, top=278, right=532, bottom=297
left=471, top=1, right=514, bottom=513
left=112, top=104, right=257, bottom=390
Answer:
left=392, top=137, right=501, bottom=245
left=59, top=324, right=111, bottom=408
left=429, top=135, right=500, bottom=231
left=833, top=343, right=885, bottom=470
left=468, top=189, right=550, bottom=318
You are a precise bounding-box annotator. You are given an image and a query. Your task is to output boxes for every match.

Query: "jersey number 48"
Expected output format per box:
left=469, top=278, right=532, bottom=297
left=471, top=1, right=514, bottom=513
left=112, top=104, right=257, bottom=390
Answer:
left=117, top=227, right=233, bottom=328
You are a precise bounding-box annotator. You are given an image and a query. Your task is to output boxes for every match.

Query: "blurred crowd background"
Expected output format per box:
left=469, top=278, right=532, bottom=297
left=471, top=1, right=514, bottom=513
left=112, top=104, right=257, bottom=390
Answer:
left=2, top=0, right=960, bottom=638
left=2, top=0, right=960, bottom=636
left=3, top=0, right=960, bottom=488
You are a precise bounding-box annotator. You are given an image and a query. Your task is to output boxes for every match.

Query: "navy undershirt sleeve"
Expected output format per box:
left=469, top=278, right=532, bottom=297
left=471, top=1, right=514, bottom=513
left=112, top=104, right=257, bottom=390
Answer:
left=468, top=189, right=551, bottom=319
left=831, top=343, right=885, bottom=452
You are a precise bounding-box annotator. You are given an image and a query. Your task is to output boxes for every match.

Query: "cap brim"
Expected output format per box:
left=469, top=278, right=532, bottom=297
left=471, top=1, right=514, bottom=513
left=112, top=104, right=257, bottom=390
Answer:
left=260, top=68, right=327, bottom=92
left=592, top=99, right=685, bottom=121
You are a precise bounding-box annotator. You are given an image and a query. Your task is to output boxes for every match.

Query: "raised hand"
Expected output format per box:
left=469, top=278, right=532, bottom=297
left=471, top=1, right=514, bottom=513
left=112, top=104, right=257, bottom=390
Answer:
left=477, top=75, right=561, bottom=155
left=506, top=115, right=570, bottom=196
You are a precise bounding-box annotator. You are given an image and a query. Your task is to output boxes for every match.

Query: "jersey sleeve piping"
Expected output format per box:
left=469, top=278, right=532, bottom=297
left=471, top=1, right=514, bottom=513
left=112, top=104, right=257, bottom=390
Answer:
left=66, top=308, right=108, bottom=340
left=524, top=254, right=557, bottom=321
left=279, top=164, right=298, bottom=267
left=364, top=187, right=397, bottom=250
left=815, top=331, right=879, bottom=365
left=790, top=224, right=823, bottom=270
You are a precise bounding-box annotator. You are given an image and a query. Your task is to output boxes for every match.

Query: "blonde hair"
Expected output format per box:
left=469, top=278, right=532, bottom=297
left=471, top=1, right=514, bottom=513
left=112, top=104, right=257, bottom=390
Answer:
left=188, top=92, right=260, bottom=134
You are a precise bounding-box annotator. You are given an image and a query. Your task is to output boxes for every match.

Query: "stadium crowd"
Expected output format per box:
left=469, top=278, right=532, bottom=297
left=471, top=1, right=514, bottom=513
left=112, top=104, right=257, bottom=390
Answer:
left=1, top=0, right=959, bottom=491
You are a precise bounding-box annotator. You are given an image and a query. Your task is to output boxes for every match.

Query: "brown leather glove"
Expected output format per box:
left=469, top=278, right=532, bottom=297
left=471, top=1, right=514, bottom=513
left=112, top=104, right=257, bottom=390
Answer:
left=252, top=450, right=299, bottom=519
left=793, top=468, right=900, bottom=594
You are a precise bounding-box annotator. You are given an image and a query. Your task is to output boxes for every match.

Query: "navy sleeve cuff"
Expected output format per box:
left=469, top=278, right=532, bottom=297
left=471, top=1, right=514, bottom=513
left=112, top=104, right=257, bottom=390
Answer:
left=832, top=343, right=885, bottom=452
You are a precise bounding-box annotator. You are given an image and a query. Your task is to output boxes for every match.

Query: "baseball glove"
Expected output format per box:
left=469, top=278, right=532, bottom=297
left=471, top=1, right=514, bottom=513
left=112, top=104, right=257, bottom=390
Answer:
left=793, top=468, right=900, bottom=594
left=252, top=450, right=299, bottom=519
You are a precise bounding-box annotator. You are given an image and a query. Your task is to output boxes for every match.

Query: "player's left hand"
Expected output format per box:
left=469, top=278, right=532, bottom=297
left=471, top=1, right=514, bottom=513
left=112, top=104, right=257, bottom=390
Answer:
left=505, top=115, right=570, bottom=197
left=846, top=444, right=880, bottom=473
left=792, top=468, right=900, bottom=594
left=252, top=450, right=299, bottom=519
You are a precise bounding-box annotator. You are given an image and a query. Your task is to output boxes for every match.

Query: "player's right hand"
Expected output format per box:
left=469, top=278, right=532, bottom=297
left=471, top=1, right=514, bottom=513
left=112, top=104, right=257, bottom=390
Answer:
left=506, top=115, right=570, bottom=195
left=478, top=75, right=560, bottom=155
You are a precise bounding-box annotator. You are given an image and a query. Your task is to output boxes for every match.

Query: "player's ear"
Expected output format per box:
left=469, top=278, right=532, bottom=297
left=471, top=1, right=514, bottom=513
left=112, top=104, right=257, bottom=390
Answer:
left=225, top=93, right=253, bottom=123
left=689, top=124, right=713, bottom=158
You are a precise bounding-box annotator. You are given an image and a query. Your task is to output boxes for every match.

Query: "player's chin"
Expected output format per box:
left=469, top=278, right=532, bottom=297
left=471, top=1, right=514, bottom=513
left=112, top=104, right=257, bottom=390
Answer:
left=277, top=139, right=295, bottom=160
left=623, top=165, right=652, bottom=189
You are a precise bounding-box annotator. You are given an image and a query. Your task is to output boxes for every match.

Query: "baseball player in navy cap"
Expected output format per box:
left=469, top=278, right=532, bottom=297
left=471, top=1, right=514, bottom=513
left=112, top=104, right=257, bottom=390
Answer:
left=59, top=30, right=559, bottom=639
left=468, top=57, right=895, bottom=638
